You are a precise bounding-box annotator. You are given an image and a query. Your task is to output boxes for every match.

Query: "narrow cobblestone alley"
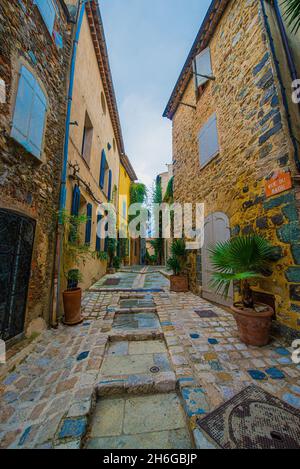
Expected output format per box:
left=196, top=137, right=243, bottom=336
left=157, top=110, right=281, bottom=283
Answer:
left=1, top=267, right=300, bottom=449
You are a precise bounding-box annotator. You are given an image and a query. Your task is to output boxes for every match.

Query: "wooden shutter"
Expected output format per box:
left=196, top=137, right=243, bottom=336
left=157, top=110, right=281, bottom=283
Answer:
left=194, top=47, right=213, bottom=88
left=28, top=81, right=47, bottom=158
left=107, top=169, right=112, bottom=201
left=198, top=113, right=219, bottom=167
left=71, top=185, right=81, bottom=216
left=11, top=66, right=47, bottom=159
left=11, top=66, right=35, bottom=150
left=34, top=0, right=56, bottom=35
left=99, top=150, right=106, bottom=189
left=85, top=203, right=93, bottom=245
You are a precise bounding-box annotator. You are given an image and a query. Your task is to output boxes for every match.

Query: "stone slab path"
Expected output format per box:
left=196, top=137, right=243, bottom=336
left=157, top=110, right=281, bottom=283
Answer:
left=0, top=266, right=300, bottom=449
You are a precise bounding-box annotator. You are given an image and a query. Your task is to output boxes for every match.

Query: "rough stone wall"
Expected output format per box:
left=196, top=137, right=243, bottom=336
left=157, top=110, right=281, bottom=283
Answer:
left=172, top=0, right=300, bottom=331
left=0, top=0, right=72, bottom=334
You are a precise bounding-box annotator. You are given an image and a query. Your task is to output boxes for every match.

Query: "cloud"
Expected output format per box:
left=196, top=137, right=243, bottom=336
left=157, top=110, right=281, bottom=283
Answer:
left=120, top=93, right=172, bottom=188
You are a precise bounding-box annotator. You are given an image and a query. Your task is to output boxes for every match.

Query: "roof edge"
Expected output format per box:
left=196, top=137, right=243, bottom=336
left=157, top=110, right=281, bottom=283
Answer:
left=121, top=154, right=138, bottom=182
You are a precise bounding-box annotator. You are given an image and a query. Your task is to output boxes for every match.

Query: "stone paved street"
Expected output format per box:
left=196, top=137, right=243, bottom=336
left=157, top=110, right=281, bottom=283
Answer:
left=0, top=267, right=300, bottom=449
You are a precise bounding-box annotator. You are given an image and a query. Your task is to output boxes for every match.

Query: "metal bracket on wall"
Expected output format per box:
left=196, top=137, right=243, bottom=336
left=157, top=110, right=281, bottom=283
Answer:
left=178, top=102, right=197, bottom=111
left=193, top=72, right=216, bottom=81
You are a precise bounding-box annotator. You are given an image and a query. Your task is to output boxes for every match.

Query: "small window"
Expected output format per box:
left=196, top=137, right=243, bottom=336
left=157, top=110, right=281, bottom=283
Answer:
left=194, top=47, right=213, bottom=89
left=11, top=65, right=47, bottom=159
left=198, top=113, right=219, bottom=167
left=34, top=0, right=56, bottom=35
left=81, top=112, right=93, bottom=165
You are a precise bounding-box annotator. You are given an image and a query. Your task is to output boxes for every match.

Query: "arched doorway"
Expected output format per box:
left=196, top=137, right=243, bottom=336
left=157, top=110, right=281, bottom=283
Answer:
left=0, top=210, right=36, bottom=341
left=202, top=212, right=233, bottom=307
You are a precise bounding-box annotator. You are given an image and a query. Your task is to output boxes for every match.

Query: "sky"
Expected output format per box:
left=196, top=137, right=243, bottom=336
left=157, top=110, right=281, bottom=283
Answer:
left=101, top=0, right=212, bottom=188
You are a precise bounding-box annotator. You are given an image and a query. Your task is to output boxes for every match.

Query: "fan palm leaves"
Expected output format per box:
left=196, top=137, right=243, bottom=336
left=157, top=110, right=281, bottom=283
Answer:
left=209, top=236, right=275, bottom=307
left=282, top=0, right=300, bottom=33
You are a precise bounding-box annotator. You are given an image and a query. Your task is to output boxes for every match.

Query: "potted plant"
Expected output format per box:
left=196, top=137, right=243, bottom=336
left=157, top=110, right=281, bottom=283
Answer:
left=61, top=211, right=92, bottom=326
left=107, top=237, right=117, bottom=274
left=167, top=239, right=189, bottom=293
left=209, top=235, right=276, bottom=346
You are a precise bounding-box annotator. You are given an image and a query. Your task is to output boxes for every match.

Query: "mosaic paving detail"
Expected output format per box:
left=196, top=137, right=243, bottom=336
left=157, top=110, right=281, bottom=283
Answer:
left=195, top=310, right=219, bottom=319
left=86, top=393, right=193, bottom=449
left=112, top=312, right=160, bottom=331
left=197, top=385, right=300, bottom=449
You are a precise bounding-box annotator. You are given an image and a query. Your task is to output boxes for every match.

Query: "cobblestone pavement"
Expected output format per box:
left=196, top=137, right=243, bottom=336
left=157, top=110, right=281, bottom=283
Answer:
left=0, top=267, right=300, bottom=449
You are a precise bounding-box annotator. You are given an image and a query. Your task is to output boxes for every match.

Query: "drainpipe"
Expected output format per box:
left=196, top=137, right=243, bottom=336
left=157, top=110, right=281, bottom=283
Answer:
left=260, top=0, right=300, bottom=172
left=51, top=0, right=90, bottom=327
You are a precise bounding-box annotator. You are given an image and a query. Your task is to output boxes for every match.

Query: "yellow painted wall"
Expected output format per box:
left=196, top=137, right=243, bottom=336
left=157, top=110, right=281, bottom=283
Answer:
left=118, top=163, right=131, bottom=263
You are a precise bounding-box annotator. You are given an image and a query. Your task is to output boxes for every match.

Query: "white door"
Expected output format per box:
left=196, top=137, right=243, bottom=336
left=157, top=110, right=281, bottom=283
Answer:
left=202, top=212, right=233, bottom=306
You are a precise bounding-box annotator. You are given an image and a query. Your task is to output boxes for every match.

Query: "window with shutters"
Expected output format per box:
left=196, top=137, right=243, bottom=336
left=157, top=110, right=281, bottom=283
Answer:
left=198, top=113, right=219, bottom=168
left=81, top=112, right=93, bottom=166
left=34, top=0, right=56, bottom=36
left=11, top=65, right=47, bottom=159
left=193, top=47, right=213, bottom=89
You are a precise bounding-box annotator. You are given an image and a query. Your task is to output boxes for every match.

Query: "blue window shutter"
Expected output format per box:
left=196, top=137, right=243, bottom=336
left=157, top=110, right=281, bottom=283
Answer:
left=28, top=81, right=47, bottom=158
left=11, top=66, right=47, bottom=158
left=99, top=150, right=106, bottom=189
left=104, top=237, right=109, bottom=253
left=96, top=214, right=102, bottom=252
left=198, top=113, right=219, bottom=167
left=71, top=185, right=81, bottom=216
left=107, top=170, right=112, bottom=201
left=85, top=203, right=93, bottom=245
left=34, top=0, right=56, bottom=35
left=11, top=66, right=35, bottom=149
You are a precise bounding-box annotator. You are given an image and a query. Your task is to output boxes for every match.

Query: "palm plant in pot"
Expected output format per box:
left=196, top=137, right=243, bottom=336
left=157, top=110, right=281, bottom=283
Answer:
left=107, top=237, right=118, bottom=274
left=167, top=239, right=189, bottom=293
left=209, top=235, right=276, bottom=346
left=61, top=210, right=92, bottom=326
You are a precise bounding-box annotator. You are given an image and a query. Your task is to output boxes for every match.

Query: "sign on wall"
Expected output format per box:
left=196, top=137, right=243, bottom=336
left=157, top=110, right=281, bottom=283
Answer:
left=264, top=170, right=293, bottom=198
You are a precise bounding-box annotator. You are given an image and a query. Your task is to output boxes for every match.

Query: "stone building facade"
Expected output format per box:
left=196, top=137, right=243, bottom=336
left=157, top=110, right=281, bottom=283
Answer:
left=64, top=0, right=128, bottom=292
left=164, top=0, right=300, bottom=334
left=0, top=0, right=72, bottom=342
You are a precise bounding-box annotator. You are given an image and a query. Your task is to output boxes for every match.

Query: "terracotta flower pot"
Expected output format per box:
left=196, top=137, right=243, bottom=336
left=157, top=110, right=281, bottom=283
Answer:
left=107, top=267, right=116, bottom=275
left=231, top=303, right=274, bottom=347
left=170, top=275, right=189, bottom=293
left=63, top=288, right=83, bottom=326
